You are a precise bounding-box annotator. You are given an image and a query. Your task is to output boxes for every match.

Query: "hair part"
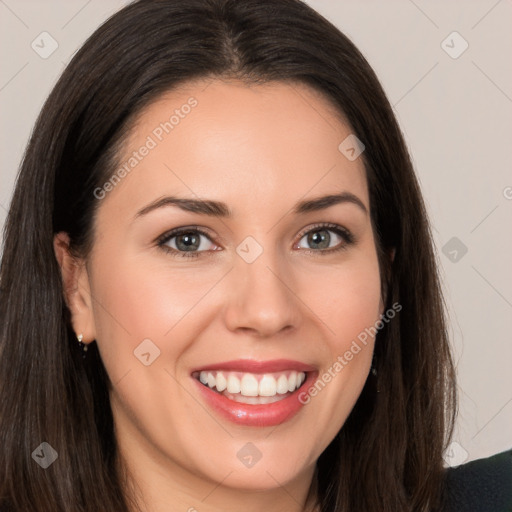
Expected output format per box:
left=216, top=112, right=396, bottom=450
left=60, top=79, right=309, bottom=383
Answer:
left=0, top=1, right=456, bottom=510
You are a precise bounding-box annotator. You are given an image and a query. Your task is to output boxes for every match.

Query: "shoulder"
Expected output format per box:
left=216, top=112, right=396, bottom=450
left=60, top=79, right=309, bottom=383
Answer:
left=440, top=448, right=512, bottom=512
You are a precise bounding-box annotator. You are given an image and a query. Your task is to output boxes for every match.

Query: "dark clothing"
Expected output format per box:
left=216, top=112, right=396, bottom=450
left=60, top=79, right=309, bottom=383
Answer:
left=441, top=448, right=512, bottom=511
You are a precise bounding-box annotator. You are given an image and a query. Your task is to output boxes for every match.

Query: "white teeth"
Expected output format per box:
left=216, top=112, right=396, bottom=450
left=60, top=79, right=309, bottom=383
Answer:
left=258, top=374, right=277, bottom=396
left=226, top=374, right=241, bottom=394
left=287, top=372, right=297, bottom=392
left=196, top=370, right=307, bottom=397
left=240, top=374, right=259, bottom=396
left=224, top=392, right=289, bottom=405
left=215, top=371, right=227, bottom=392
left=276, top=374, right=289, bottom=394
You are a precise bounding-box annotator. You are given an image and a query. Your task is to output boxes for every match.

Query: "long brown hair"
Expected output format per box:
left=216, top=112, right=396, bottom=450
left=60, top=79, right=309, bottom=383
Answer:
left=0, top=1, right=457, bottom=510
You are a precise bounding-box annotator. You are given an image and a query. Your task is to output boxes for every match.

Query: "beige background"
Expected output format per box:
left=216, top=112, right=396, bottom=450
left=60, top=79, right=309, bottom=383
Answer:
left=1, top=0, right=511, bottom=464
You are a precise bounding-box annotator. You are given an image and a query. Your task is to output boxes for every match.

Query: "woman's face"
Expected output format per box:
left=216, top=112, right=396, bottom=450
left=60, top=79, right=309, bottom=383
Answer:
left=59, top=79, right=384, bottom=505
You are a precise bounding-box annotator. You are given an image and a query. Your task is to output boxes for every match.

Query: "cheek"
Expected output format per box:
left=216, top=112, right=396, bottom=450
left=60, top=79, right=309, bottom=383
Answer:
left=287, top=250, right=382, bottom=459
left=305, top=249, right=381, bottom=381
left=88, top=251, right=226, bottom=371
left=303, top=251, right=382, bottom=349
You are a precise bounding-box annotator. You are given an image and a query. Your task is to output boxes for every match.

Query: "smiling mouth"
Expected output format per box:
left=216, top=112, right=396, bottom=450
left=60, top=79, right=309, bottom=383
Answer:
left=191, top=370, right=308, bottom=405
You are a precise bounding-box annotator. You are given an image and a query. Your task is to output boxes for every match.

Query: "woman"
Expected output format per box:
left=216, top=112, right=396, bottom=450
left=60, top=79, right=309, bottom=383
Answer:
left=1, top=1, right=507, bottom=511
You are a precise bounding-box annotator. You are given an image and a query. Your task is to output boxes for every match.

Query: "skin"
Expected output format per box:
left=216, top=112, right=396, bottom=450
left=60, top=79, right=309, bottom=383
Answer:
left=54, top=78, right=386, bottom=512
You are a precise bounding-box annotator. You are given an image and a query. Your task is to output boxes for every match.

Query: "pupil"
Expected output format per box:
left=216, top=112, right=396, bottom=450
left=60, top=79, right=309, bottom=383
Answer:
left=178, top=233, right=198, bottom=251
left=309, top=230, right=329, bottom=249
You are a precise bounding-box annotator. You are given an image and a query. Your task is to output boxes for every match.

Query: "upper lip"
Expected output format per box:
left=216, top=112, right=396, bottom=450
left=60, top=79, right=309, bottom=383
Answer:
left=191, top=358, right=316, bottom=374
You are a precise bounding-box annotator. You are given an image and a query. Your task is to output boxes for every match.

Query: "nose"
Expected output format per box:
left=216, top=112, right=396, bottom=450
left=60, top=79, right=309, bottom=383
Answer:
left=223, top=247, right=302, bottom=338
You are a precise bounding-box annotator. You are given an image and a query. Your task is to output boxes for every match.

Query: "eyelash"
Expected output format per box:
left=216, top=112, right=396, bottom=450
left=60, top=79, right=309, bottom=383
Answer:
left=155, top=222, right=355, bottom=259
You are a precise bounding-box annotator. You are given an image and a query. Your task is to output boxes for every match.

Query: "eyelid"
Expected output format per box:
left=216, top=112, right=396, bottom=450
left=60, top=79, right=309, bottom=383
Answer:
left=155, top=225, right=213, bottom=245
left=296, top=222, right=353, bottom=243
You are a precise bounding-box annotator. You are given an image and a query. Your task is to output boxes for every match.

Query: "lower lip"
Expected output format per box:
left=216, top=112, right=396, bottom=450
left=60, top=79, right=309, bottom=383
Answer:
left=192, top=372, right=318, bottom=427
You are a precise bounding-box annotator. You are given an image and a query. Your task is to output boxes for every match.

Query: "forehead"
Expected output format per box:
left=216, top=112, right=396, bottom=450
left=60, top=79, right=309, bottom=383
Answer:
left=104, top=78, right=369, bottom=219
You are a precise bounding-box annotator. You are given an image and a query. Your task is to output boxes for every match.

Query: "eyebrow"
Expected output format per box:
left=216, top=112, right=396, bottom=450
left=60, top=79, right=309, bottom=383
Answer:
left=133, top=191, right=368, bottom=220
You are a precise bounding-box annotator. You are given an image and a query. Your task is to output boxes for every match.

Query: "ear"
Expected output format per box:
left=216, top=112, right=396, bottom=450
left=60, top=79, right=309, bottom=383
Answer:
left=53, top=232, right=96, bottom=345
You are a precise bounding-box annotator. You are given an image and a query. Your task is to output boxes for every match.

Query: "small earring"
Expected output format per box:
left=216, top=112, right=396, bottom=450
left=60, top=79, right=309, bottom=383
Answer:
left=77, top=333, right=88, bottom=358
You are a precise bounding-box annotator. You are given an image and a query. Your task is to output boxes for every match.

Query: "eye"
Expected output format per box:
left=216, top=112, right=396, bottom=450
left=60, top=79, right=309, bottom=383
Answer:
left=294, top=223, right=354, bottom=255
left=156, top=222, right=355, bottom=259
left=156, top=226, right=218, bottom=258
